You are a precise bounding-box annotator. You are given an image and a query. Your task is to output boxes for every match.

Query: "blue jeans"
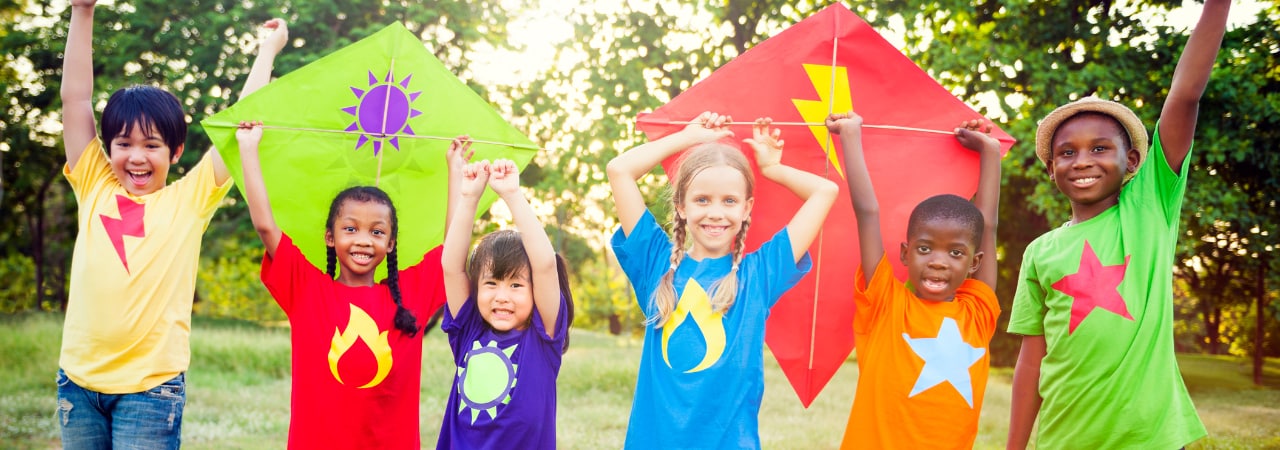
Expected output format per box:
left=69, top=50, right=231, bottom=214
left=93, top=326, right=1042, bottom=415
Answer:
left=56, top=369, right=185, bottom=450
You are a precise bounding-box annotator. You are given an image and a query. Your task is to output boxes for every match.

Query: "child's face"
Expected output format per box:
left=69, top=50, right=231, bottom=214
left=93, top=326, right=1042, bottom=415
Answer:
left=899, top=218, right=982, bottom=301
left=1048, top=114, right=1139, bottom=220
left=476, top=267, right=534, bottom=332
left=325, top=200, right=394, bottom=286
left=678, top=165, right=753, bottom=260
left=109, top=122, right=182, bottom=196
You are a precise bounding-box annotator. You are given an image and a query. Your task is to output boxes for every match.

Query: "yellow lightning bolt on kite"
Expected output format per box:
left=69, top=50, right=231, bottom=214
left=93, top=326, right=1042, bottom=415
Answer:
left=792, top=63, right=853, bottom=178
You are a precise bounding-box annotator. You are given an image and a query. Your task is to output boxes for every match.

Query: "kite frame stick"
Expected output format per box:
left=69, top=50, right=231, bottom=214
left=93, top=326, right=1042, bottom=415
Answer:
left=658, top=120, right=953, bottom=135
left=203, top=122, right=545, bottom=151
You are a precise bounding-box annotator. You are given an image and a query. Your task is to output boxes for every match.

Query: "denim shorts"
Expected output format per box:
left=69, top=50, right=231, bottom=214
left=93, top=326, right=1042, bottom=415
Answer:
left=56, top=368, right=185, bottom=450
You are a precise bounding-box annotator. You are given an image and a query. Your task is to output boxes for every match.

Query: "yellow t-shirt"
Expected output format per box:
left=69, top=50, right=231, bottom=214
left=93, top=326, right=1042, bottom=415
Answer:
left=59, top=138, right=232, bottom=394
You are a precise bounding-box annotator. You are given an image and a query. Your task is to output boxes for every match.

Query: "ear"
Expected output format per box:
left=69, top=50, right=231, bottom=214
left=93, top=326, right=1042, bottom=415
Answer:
left=387, top=239, right=395, bottom=254
left=674, top=204, right=685, bottom=219
left=899, top=242, right=909, bottom=266
left=969, top=250, right=984, bottom=275
left=325, top=229, right=335, bottom=248
left=1125, top=147, right=1140, bottom=173
left=171, top=144, right=185, bottom=164
left=743, top=197, right=754, bottom=218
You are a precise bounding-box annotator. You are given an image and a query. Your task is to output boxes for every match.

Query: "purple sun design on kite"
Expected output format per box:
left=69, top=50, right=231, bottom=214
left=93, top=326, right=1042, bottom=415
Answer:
left=342, top=70, right=423, bottom=155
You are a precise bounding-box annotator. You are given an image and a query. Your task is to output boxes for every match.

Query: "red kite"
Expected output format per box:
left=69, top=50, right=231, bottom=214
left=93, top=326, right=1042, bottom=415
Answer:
left=635, top=4, right=1015, bottom=406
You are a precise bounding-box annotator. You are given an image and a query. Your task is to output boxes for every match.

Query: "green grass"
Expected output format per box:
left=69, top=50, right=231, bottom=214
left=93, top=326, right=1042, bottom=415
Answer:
left=2, top=312, right=1278, bottom=449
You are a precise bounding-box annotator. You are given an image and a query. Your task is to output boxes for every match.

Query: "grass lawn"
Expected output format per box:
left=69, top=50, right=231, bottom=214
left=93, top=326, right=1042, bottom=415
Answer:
left=1, top=312, right=1278, bottom=449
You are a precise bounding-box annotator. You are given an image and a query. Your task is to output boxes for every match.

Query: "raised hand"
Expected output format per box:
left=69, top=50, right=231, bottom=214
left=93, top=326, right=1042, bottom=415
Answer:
left=258, top=19, right=289, bottom=57
left=744, top=117, right=784, bottom=170
left=446, top=135, right=475, bottom=172
left=70, top=0, right=96, bottom=6
left=487, top=159, right=521, bottom=197
left=682, top=111, right=735, bottom=144
left=235, top=120, right=264, bottom=147
left=954, top=119, right=999, bottom=153
left=460, top=161, right=491, bottom=198
left=825, top=112, right=863, bottom=136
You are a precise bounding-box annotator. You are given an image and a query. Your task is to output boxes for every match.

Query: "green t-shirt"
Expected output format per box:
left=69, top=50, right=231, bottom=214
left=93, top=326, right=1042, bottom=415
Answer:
left=1009, top=127, right=1206, bottom=449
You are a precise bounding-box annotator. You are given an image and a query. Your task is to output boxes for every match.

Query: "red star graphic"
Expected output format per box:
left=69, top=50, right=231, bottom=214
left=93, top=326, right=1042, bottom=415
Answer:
left=1053, top=241, right=1133, bottom=334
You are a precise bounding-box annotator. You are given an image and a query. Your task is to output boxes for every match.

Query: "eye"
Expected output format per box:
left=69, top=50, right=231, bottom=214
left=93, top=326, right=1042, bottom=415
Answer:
left=916, top=246, right=930, bottom=254
left=1091, top=146, right=1106, bottom=153
left=725, top=197, right=737, bottom=205
left=342, top=226, right=356, bottom=233
left=694, top=196, right=709, bottom=205
left=1058, top=149, right=1075, bottom=157
left=949, top=249, right=965, bottom=257
left=372, top=229, right=386, bottom=236
left=482, top=280, right=498, bottom=287
left=510, top=282, right=525, bottom=289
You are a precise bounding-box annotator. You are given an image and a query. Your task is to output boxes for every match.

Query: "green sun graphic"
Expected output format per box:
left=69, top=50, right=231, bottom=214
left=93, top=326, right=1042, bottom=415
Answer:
left=456, top=340, right=518, bottom=424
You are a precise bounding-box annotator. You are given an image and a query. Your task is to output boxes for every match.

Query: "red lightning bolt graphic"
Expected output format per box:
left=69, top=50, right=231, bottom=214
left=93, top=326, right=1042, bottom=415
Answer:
left=100, top=195, right=146, bottom=274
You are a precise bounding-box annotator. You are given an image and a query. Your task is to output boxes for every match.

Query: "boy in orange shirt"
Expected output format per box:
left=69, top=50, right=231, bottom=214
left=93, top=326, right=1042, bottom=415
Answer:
left=830, top=112, right=1002, bottom=449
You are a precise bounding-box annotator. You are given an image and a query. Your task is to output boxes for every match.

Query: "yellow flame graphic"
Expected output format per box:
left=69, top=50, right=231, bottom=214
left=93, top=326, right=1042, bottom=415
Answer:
left=329, top=304, right=394, bottom=388
left=661, top=279, right=726, bottom=373
left=791, top=63, right=853, bottom=179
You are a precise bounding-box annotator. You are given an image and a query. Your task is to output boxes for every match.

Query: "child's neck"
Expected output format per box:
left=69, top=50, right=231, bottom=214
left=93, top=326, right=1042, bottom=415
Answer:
left=336, top=271, right=376, bottom=287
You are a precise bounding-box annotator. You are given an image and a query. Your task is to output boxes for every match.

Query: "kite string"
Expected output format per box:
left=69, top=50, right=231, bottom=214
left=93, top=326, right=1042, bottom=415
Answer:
left=376, top=57, right=399, bottom=186
left=659, top=121, right=952, bottom=135
left=201, top=122, right=545, bottom=151
left=808, top=7, right=842, bottom=373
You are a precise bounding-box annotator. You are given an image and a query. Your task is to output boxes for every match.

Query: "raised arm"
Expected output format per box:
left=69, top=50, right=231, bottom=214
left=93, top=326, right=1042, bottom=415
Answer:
left=1158, top=0, right=1229, bottom=173
left=1007, top=335, right=1046, bottom=450
left=442, top=139, right=481, bottom=317
left=606, top=112, right=733, bottom=235
left=61, top=0, right=99, bottom=169
left=210, top=19, right=291, bottom=186
left=955, top=119, right=1002, bottom=288
left=746, top=118, right=839, bottom=263
left=236, top=121, right=281, bottom=255
left=828, top=113, right=882, bottom=282
left=488, top=159, right=562, bottom=336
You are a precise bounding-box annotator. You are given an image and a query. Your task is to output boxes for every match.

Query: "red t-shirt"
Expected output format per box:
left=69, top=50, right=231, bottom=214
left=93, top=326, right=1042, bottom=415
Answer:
left=261, top=233, right=446, bottom=449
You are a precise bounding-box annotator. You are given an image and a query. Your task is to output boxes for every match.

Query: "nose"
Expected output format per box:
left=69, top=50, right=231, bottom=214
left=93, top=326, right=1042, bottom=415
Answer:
left=926, top=256, right=947, bottom=270
left=1070, top=152, right=1095, bottom=170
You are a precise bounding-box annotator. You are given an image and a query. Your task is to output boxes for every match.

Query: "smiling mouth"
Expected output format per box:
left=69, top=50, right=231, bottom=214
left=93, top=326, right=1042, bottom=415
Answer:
left=921, top=277, right=950, bottom=291
left=350, top=252, right=374, bottom=264
left=701, top=224, right=729, bottom=237
left=1069, top=176, right=1099, bottom=187
left=127, top=170, right=152, bottom=186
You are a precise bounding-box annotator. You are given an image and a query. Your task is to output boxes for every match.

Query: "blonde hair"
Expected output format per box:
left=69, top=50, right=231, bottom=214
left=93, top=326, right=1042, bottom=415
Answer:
left=650, top=143, right=754, bottom=327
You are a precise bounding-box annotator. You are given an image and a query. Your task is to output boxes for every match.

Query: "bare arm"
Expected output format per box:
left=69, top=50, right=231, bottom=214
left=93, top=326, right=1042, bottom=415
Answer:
left=746, top=118, right=839, bottom=263
left=236, top=121, right=281, bottom=255
left=828, top=113, right=882, bottom=283
left=1159, top=0, right=1230, bottom=173
left=441, top=137, right=477, bottom=316
left=61, top=0, right=98, bottom=169
left=606, top=112, right=733, bottom=236
left=489, top=159, right=561, bottom=336
left=1007, top=335, right=1046, bottom=450
left=955, top=120, right=1002, bottom=288
left=210, top=19, right=291, bottom=186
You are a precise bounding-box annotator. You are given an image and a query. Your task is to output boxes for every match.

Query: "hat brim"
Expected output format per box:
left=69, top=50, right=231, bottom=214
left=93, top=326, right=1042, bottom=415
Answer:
left=1035, top=96, right=1148, bottom=177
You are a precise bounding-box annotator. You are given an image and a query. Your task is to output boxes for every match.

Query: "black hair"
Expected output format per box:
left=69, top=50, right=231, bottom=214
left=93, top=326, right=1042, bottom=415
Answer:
left=324, top=186, right=419, bottom=337
left=906, top=194, right=985, bottom=248
left=100, top=86, right=187, bottom=156
left=466, top=230, right=576, bottom=353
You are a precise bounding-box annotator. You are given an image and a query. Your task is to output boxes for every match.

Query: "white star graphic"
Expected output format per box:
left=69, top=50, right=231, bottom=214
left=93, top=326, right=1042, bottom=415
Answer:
left=901, top=317, right=986, bottom=407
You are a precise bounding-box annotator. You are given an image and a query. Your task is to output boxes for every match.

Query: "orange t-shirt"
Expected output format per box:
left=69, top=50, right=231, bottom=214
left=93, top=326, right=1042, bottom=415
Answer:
left=839, top=256, right=1000, bottom=449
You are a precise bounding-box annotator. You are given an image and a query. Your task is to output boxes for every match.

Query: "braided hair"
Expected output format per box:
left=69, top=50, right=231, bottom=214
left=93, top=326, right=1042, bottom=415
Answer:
left=650, top=143, right=755, bottom=327
left=324, top=186, right=419, bottom=337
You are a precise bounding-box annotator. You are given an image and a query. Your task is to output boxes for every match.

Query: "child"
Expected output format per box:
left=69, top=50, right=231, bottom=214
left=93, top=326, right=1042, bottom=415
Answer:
left=829, top=112, right=1002, bottom=448
left=236, top=124, right=464, bottom=449
left=55, top=0, right=285, bottom=445
left=1006, top=1, right=1229, bottom=448
left=437, top=157, right=574, bottom=449
left=606, top=112, right=839, bottom=448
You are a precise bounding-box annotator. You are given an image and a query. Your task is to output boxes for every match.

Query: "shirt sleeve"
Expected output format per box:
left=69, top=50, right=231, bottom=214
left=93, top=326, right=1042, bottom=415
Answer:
left=610, top=210, right=672, bottom=316
left=260, top=233, right=325, bottom=314
left=63, top=138, right=113, bottom=199
left=1007, top=240, right=1047, bottom=336
left=1122, top=120, right=1189, bottom=229
left=168, top=150, right=234, bottom=219
left=442, top=294, right=482, bottom=363
left=530, top=292, right=571, bottom=351
left=961, top=278, right=1001, bottom=341
left=745, top=226, right=813, bottom=309
left=397, top=246, right=448, bottom=321
left=852, top=256, right=894, bottom=334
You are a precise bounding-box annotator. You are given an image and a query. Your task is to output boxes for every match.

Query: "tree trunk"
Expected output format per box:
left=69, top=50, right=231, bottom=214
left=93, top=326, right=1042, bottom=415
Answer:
left=1255, top=255, right=1266, bottom=386
left=1207, top=306, right=1221, bottom=355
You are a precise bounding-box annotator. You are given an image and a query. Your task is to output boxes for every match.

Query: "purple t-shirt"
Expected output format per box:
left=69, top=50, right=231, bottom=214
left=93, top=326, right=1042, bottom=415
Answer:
left=436, top=292, right=569, bottom=450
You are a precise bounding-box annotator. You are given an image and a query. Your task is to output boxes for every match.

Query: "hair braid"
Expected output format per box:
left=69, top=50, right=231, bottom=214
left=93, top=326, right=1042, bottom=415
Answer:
left=385, top=248, right=419, bottom=337
left=650, top=215, right=687, bottom=328
left=325, top=245, right=337, bottom=279
left=709, top=219, right=749, bottom=313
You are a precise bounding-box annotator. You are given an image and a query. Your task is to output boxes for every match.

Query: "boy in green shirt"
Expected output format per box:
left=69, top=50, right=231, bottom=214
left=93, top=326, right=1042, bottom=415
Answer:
left=1006, top=1, right=1230, bottom=448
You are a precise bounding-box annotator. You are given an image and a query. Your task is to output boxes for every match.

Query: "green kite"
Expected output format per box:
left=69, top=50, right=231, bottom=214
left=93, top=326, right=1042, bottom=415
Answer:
left=204, top=22, right=538, bottom=276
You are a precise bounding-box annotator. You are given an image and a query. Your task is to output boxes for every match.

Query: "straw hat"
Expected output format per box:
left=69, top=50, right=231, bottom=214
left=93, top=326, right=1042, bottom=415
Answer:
left=1035, top=96, right=1149, bottom=174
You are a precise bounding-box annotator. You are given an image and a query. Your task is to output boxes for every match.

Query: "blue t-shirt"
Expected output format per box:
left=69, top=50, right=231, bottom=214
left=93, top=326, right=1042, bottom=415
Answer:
left=436, top=292, right=569, bottom=450
left=612, top=210, right=811, bottom=449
